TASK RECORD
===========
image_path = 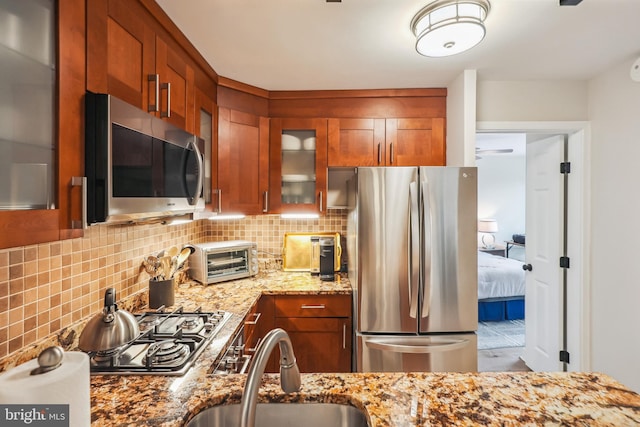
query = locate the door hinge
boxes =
[560,256,570,268]
[560,162,571,174]
[559,350,570,363]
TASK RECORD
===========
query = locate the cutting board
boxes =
[282,232,342,272]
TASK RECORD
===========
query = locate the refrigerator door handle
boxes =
[421,179,432,318]
[409,181,420,319]
[365,338,469,354]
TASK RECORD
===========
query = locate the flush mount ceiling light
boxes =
[410,0,490,58]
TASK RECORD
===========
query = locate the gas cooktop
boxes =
[86,307,231,376]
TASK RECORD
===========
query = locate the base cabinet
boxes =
[275,316,351,373]
[273,294,352,373]
[244,296,276,373]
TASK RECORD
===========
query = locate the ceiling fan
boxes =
[475,147,513,160]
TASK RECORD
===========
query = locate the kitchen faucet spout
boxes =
[240,328,301,427]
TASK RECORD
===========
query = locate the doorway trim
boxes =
[476,120,591,371]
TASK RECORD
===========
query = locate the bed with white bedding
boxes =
[477,251,526,321]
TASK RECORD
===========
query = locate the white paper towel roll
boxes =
[0,351,90,427]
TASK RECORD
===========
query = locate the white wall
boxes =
[474,68,640,390]
[588,55,640,392]
[477,80,588,122]
[476,155,526,251]
[447,70,477,166]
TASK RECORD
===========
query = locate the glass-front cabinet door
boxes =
[0,0,56,210]
[0,0,88,250]
[269,118,327,214]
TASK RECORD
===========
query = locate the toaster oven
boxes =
[190,241,259,284]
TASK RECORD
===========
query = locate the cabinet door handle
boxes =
[160,82,171,118]
[148,74,159,112]
[263,191,269,213]
[377,143,381,164]
[319,191,323,212]
[342,323,346,349]
[301,304,325,310]
[71,176,87,229]
[244,312,262,325]
[246,337,262,354]
[390,142,394,164]
[217,189,222,213]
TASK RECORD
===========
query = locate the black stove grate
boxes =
[86,308,231,376]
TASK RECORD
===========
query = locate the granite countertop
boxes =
[98,372,640,426]
[87,270,640,426]
[4,269,640,425]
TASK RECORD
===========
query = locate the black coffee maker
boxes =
[319,237,335,281]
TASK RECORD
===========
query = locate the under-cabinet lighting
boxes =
[162,214,194,225]
[280,213,320,220]
[208,214,246,221]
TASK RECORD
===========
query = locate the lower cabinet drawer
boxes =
[274,295,351,318]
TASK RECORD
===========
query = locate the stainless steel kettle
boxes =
[78,288,140,352]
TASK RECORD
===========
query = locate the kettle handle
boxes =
[104,287,118,311]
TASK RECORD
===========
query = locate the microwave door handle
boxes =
[189,138,204,205]
[409,181,419,319]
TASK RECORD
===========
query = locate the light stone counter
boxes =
[3,270,640,426]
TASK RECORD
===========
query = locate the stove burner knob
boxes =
[233,346,242,357]
[203,322,214,332]
[224,358,237,371]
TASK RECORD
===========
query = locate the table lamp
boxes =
[478,219,498,249]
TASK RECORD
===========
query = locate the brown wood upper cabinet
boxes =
[217,108,269,215]
[269,118,328,214]
[0,0,85,249]
[194,87,217,208]
[87,0,195,132]
[328,117,445,167]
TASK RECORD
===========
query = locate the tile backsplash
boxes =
[0,210,347,363]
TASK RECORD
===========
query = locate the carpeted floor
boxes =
[477,319,525,350]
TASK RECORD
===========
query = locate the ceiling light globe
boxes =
[416,21,486,57]
[411,0,490,58]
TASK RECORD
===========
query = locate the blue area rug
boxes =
[477,319,525,350]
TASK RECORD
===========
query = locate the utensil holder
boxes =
[149,278,175,309]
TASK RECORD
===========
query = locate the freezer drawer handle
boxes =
[366,338,469,354]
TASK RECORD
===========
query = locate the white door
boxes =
[521,135,565,372]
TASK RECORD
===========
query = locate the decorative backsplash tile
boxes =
[0,210,347,364]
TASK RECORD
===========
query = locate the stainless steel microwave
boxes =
[84,92,205,225]
[190,241,259,284]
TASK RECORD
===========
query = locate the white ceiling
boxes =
[156,0,640,91]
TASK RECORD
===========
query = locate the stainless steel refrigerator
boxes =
[347,166,477,372]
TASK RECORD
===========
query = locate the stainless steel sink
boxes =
[186,403,369,427]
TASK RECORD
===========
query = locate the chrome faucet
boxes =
[239,328,301,427]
